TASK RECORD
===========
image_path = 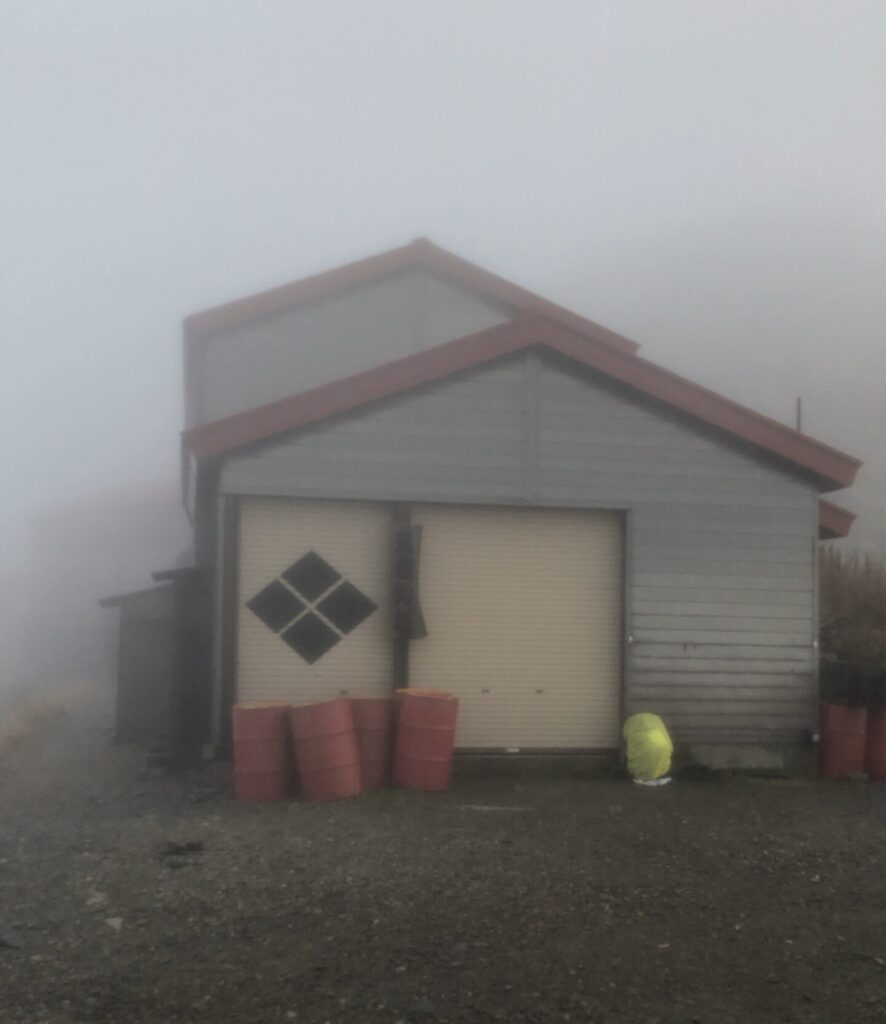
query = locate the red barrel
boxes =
[865,709,886,781]
[821,703,868,779]
[392,689,458,792]
[290,699,362,801]
[351,698,393,791]
[233,703,293,802]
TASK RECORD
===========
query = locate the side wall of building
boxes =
[218,350,819,751]
[187,268,513,426]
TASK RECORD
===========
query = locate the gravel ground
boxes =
[1,712,886,1024]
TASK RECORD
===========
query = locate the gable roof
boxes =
[183,312,861,493]
[183,237,640,356]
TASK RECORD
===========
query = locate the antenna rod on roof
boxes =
[796,396,803,432]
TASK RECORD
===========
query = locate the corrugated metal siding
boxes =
[237,498,392,705]
[221,358,528,502]
[410,505,622,749]
[221,351,818,746]
[537,363,817,744]
[192,268,512,425]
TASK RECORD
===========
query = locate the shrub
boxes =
[820,548,886,672]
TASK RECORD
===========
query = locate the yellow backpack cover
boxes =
[623,712,673,782]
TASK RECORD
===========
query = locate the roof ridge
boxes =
[182,239,640,356]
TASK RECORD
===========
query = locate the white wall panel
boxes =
[237,499,392,706]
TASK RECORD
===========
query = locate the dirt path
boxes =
[1,713,886,1024]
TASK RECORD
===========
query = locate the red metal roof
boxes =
[184,312,861,493]
[819,499,856,539]
[183,238,640,355]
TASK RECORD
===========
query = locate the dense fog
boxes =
[1,1,883,694]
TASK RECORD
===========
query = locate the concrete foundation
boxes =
[683,743,818,776]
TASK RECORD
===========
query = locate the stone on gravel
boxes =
[165,858,195,870]
[157,840,204,858]
[407,996,435,1018]
[460,805,532,813]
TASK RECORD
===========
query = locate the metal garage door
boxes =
[237,498,391,705]
[409,505,623,749]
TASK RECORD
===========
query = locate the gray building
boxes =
[181,239,859,769]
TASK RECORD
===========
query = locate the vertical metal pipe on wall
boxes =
[619,508,634,754]
[812,495,821,726]
[209,494,227,750]
[391,503,411,691]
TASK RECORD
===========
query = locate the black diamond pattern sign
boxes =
[246,550,377,664]
[282,552,341,601]
[316,580,377,635]
[246,580,305,634]
[280,612,340,665]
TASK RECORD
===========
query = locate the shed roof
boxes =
[98,584,173,610]
[184,312,861,494]
[819,499,856,540]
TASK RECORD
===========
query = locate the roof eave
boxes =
[819,499,856,540]
[184,314,861,493]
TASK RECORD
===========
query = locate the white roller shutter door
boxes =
[410,505,623,749]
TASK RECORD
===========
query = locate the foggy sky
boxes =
[2,0,885,575]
